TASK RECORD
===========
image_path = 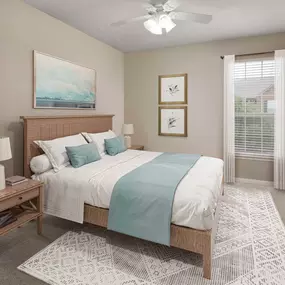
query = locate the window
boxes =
[234,56,275,159]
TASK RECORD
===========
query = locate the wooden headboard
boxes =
[21,115,114,178]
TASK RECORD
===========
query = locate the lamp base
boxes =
[0,164,5,190]
[124,136,132,148]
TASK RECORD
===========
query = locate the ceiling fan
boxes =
[111,0,213,35]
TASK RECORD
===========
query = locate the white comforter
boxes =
[33,150,223,230]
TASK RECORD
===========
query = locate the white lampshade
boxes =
[159,15,176,33]
[0,137,12,161]
[123,124,134,135]
[144,19,162,35]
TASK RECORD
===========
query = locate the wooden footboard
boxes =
[84,204,214,278]
[84,178,224,280]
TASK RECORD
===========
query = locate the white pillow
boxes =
[35,134,87,172]
[30,154,53,174]
[82,130,116,156]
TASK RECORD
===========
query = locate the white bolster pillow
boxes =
[30,154,53,174]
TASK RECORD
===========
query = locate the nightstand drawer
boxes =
[0,188,39,212]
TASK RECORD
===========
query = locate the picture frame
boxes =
[33,51,96,109]
[158,106,188,137]
[158,73,187,105]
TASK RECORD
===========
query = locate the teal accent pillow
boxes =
[66,143,101,168]
[105,136,127,156]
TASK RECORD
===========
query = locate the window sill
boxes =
[236,154,273,162]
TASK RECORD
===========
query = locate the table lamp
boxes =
[123,124,134,148]
[0,137,12,190]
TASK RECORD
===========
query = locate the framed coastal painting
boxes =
[158,106,188,137]
[33,51,96,109]
[158,73,187,105]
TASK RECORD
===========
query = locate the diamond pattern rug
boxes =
[18,184,285,285]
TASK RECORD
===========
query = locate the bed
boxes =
[21,115,224,280]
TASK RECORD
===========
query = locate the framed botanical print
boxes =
[158,73,187,105]
[158,106,188,137]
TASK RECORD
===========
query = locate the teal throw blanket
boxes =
[107,153,201,246]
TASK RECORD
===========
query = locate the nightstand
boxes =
[0,179,43,236]
[129,145,144,150]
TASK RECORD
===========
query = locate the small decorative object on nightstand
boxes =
[0,179,43,236]
[129,145,144,150]
[0,137,12,190]
[123,124,134,148]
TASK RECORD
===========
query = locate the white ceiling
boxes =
[24,0,285,52]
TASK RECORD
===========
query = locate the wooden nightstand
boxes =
[129,145,144,150]
[0,179,43,236]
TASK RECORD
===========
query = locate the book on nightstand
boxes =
[0,210,17,228]
[5,176,28,186]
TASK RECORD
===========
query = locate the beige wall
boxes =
[125,33,285,181]
[235,159,274,181]
[0,0,124,177]
[1,0,284,182]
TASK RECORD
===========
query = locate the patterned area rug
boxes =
[18,184,285,285]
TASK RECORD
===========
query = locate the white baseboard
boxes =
[235,178,273,186]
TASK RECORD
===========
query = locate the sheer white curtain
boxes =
[224,55,235,183]
[274,50,285,190]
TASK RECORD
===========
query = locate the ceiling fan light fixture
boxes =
[144,18,162,35]
[159,14,176,33]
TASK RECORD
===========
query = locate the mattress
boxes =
[33,150,223,230]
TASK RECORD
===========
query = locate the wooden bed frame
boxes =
[21,115,223,280]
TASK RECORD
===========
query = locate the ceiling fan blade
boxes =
[188,0,235,9]
[144,3,157,13]
[170,11,212,24]
[111,15,151,27]
[163,0,180,12]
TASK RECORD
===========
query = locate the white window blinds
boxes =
[234,54,275,159]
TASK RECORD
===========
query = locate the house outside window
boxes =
[234,55,275,159]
